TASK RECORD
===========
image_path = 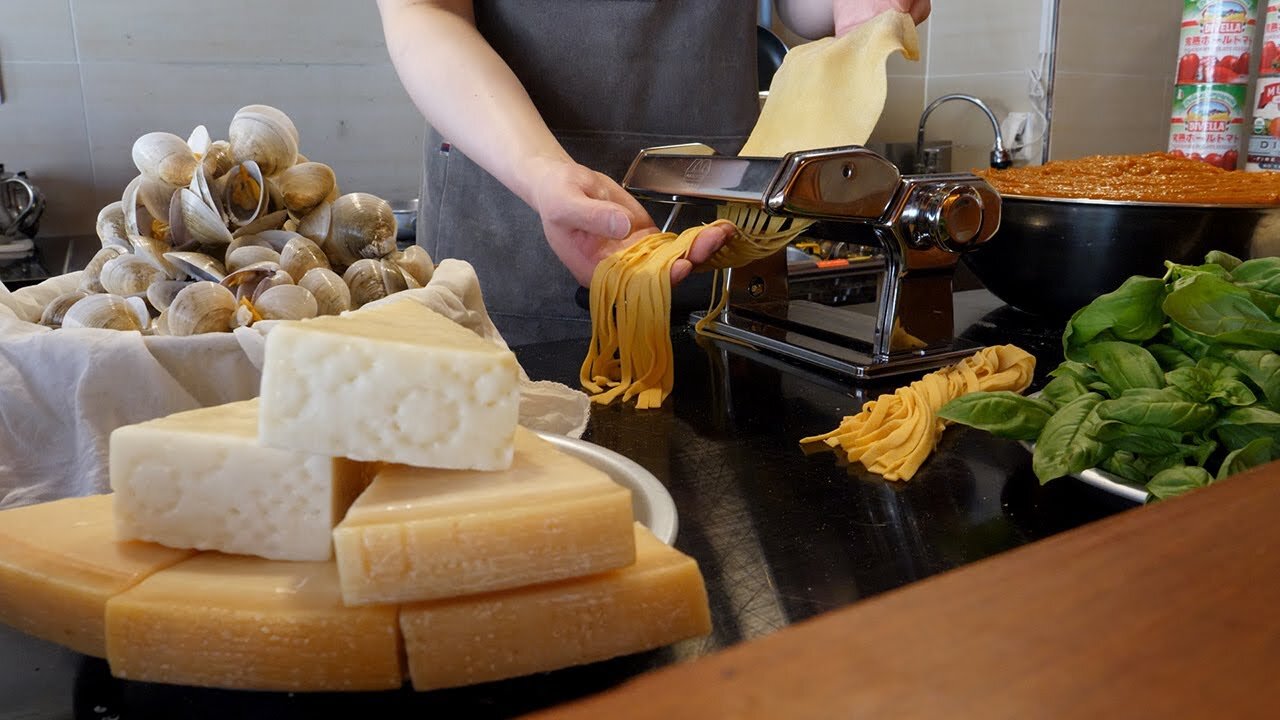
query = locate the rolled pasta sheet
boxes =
[801,345,1036,480]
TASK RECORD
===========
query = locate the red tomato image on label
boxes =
[1178,53,1202,83]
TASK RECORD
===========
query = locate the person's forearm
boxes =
[775,0,835,39]
[375,0,569,209]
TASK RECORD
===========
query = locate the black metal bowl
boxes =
[961,195,1280,318]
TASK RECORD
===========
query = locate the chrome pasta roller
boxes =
[621,143,1002,379]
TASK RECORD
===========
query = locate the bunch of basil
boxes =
[939,251,1280,500]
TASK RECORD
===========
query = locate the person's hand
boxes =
[528,157,734,286]
[833,0,931,36]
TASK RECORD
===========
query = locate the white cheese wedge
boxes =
[109,399,370,562]
[258,299,521,470]
[333,428,636,606]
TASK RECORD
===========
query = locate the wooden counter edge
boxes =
[526,461,1280,719]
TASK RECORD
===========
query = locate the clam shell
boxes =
[228,104,298,176]
[279,235,329,281]
[253,284,318,321]
[298,267,351,315]
[327,193,396,271]
[62,293,148,331]
[123,175,178,241]
[170,187,233,248]
[129,234,181,279]
[387,245,434,287]
[218,161,268,227]
[202,140,235,179]
[221,262,291,303]
[96,202,131,250]
[272,162,335,215]
[343,257,407,309]
[131,131,198,186]
[80,245,130,293]
[39,291,89,328]
[224,232,275,260]
[164,251,226,282]
[146,280,191,312]
[255,229,305,252]
[100,254,164,297]
[231,209,289,238]
[187,163,223,224]
[296,201,331,245]
[167,281,236,335]
[187,125,211,157]
[226,245,281,273]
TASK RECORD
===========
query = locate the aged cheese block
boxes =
[258,299,520,470]
[105,553,404,691]
[333,427,636,606]
[400,523,712,691]
[110,399,370,562]
[0,494,194,657]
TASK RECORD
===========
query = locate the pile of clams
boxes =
[38,104,432,335]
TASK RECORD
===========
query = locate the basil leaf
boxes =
[1041,375,1089,409]
[1087,342,1165,393]
[1049,361,1101,385]
[1164,366,1213,404]
[1100,452,1148,485]
[1092,421,1184,456]
[1032,393,1107,483]
[1163,274,1280,348]
[1217,437,1275,481]
[1148,343,1196,371]
[1229,256,1280,294]
[1164,260,1230,284]
[1146,466,1212,501]
[937,392,1055,441]
[1215,348,1280,411]
[1208,378,1257,407]
[1095,395,1216,432]
[1168,323,1213,360]
[1204,250,1243,272]
[1212,406,1280,451]
[1063,276,1166,359]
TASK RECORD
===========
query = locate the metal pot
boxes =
[961,195,1280,318]
[0,167,44,240]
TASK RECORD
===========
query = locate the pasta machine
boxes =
[621,143,1002,379]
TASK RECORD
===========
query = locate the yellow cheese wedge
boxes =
[333,427,636,606]
[259,299,521,471]
[110,399,371,562]
[0,494,194,657]
[104,553,404,691]
[400,523,711,691]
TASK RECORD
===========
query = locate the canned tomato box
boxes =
[1169,83,1247,169]
[1176,0,1258,84]
[1248,78,1280,169]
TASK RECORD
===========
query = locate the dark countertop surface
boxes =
[0,291,1138,720]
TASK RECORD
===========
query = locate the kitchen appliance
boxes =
[0,166,44,269]
[963,196,1278,318]
[622,143,1002,379]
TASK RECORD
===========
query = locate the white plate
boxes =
[1019,440,1148,503]
[538,432,679,544]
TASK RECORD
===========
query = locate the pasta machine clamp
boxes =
[621,143,1002,379]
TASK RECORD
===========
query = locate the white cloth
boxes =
[0,259,589,509]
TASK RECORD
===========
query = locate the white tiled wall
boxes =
[0,1,423,238]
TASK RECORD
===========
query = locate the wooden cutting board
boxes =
[530,463,1280,719]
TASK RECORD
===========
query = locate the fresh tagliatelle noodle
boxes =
[801,346,1036,481]
[581,11,919,407]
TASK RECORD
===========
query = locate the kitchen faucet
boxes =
[915,94,1013,174]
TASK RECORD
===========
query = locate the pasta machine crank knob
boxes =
[899,183,993,253]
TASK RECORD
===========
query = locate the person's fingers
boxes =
[670,258,693,285]
[910,0,931,24]
[686,222,735,265]
[596,171,655,229]
[546,195,633,239]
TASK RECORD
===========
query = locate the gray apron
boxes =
[418,0,760,347]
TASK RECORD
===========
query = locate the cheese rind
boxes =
[0,495,194,657]
[110,399,370,562]
[258,300,520,470]
[333,428,636,605]
[400,523,712,691]
[104,553,404,691]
